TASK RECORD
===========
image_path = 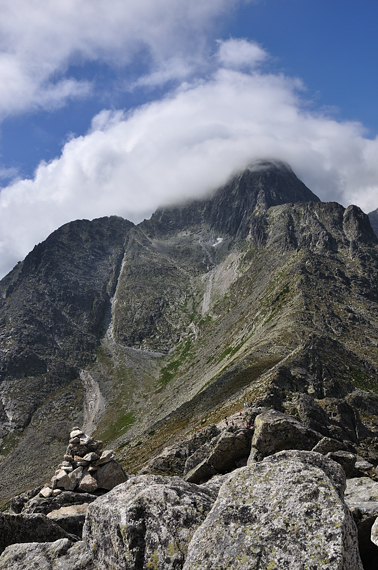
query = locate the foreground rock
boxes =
[183,451,363,569]
[345,477,378,569]
[0,538,92,570]
[0,512,78,555]
[82,474,217,569]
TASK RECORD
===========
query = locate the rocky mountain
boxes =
[0,158,378,517]
[368,208,378,237]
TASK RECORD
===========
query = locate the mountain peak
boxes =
[144,159,320,238]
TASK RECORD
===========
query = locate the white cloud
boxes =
[0,0,245,117]
[216,38,267,69]
[1,41,378,278]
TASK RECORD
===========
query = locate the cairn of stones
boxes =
[39,427,127,498]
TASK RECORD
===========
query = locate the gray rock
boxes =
[371,517,378,546]
[9,486,43,514]
[0,512,78,554]
[82,474,217,569]
[22,490,98,515]
[94,460,128,490]
[249,409,323,461]
[344,477,378,568]
[77,471,98,493]
[312,436,350,455]
[326,451,356,478]
[185,429,252,484]
[345,477,378,517]
[294,393,331,437]
[95,449,115,466]
[183,451,362,569]
[262,449,347,498]
[0,538,74,570]
[47,504,89,537]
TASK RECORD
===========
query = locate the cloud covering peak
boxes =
[0,6,377,279]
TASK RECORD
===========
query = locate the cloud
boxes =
[0,38,378,278]
[0,0,245,117]
[216,38,267,69]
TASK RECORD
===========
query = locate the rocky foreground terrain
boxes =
[2,407,378,568]
[1,159,378,566]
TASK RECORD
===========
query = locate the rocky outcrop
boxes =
[0,410,372,569]
[0,450,364,569]
[248,408,323,461]
[83,474,217,569]
[184,451,362,569]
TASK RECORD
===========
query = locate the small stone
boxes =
[83,452,100,462]
[88,465,99,473]
[64,454,73,461]
[39,487,53,498]
[78,471,98,493]
[96,450,115,466]
[53,489,62,496]
[69,437,80,445]
[70,429,84,439]
[67,467,84,491]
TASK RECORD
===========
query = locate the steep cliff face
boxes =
[0,161,378,502]
[369,208,378,237]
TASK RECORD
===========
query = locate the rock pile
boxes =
[39,427,127,498]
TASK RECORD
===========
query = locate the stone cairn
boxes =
[39,427,127,498]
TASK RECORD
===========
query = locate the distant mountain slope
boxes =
[369,208,378,237]
[1,160,378,502]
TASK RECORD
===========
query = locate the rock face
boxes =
[184,451,362,570]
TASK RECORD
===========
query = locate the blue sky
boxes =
[0,0,377,277]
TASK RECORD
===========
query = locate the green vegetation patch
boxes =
[158,337,194,388]
[350,366,378,393]
[97,411,135,443]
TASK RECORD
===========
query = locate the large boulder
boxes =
[184,429,252,484]
[141,424,221,476]
[183,450,363,569]
[0,539,93,570]
[249,409,323,461]
[82,474,217,569]
[0,512,78,555]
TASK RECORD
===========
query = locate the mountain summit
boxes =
[145,159,320,238]
[0,161,378,504]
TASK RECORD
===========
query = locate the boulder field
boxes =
[2,408,378,569]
